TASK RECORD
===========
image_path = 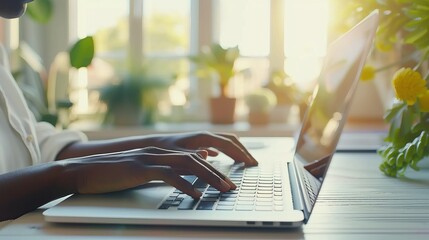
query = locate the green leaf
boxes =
[69,36,95,69]
[26,0,53,24]
[404,28,428,44]
[384,102,406,122]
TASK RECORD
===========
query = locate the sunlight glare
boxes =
[284,0,328,90]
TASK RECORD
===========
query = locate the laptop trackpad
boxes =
[56,183,172,210]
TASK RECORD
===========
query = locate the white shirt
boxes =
[0,45,87,174]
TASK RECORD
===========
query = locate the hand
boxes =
[148,131,258,166]
[303,155,330,179]
[61,147,237,198]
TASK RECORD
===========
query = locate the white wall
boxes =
[20,1,70,69]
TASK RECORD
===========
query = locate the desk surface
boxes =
[1,152,429,239]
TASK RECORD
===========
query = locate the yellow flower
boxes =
[392,68,427,105]
[360,65,376,81]
[375,39,393,52]
[419,90,429,112]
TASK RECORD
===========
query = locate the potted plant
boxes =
[265,70,307,122]
[99,70,169,126]
[190,43,240,124]
[245,88,277,125]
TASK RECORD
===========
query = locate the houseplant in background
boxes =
[99,69,170,126]
[244,88,277,125]
[330,0,429,176]
[264,70,308,123]
[190,43,240,124]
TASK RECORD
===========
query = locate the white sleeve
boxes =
[34,121,88,163]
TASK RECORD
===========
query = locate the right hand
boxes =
[60,147,236,199]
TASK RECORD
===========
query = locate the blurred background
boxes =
[0,0,395,138]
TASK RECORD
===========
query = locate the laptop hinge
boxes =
[288,162,304,213]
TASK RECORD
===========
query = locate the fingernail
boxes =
[193,189,202,199]
[224,178,237,190]
[196,150,208,159]
[220,179,231,191]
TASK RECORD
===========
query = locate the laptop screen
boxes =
[292,11,378,217]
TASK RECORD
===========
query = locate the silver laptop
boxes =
[44,11,379,228]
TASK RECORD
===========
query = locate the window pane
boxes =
[284,0,327,57]
[77,0,129,58]
[143,0,191,55]
[284,0,328,89]
[75,1,129,115]
[219,0,270,57]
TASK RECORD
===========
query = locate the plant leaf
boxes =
[26,0,53,24]
[384,102,406,122]
[69,36,95,69]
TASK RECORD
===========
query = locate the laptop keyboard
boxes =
[300,167,321,206]
[158,161,285,211]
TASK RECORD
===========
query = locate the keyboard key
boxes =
[204,193,221,198]
[201,197,218,202]
[274,206,284,211]
[216,205,234,211]
[220,196,237,202]
[194,178,208,188]
[236,201,254,206]
[255,201,273,206]
[182,175,197,184]
[171,200,183,206]
[235,205,254,211]
[255,206,272,211]
[217,201,235,206]
[196,201,215,210]
[178,197,199,210]
[158,203,171,209]
[255,196,272,201]
[237,197,255,202]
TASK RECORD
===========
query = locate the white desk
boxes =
[1,152,429,239]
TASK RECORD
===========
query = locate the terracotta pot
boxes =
[209,97,236,124]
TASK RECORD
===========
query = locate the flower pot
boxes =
[209,97,236,124]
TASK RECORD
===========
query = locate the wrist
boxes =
[52,161,78,196]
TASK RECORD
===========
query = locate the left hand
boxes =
[61,147,236,197]
[147,131,258,166]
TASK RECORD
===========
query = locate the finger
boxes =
[203,148,219,157]
[217,133,259,165]
[142,166,202,199]
[196,150,208,159]
[198,132,258,166]
[140,146,214,159]
[141,153,232,192]
[191,153,237,189]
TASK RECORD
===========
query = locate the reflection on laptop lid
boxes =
[294,10,379,222]
[43,10,379,228]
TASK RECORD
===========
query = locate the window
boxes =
[69,0,328,121]
[284,0,328,90]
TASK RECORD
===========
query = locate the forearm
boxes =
[0,162,75,221]
[55,134,166,160]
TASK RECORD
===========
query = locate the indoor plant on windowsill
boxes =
[264,70,308,123]
[99,70,169,126]
[244,88,277,125]
[190,43,240,124]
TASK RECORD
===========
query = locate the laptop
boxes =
[43,11,379,228]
